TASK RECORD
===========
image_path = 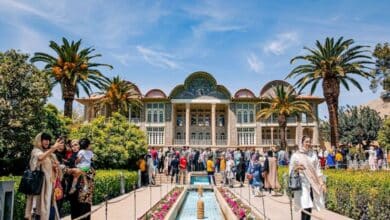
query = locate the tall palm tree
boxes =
[287,37,372,147]
[98,76,141,116]
[257,85,314,150]
[31,38,112,118]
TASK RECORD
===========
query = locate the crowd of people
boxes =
[24,132,95,220]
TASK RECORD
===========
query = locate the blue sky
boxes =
[1,0,390,119]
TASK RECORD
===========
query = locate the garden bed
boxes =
[138,186,185,220]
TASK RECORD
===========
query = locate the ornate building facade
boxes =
[76,71,324,150]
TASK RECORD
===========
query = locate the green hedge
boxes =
[278,167,390,220]
[0,170,138,220]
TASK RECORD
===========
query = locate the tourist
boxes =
[68,138,93,194]
[146,154,155,185]
[24,132,63,220]
[375,144,384,170]
[170,154,179,184]
[179,154,187,184]
[263,150,281,195]
[236,157,246,187]
[137,155,147,186]
[277,148,289,166]
[335,150,343,170]
[325,149,335,169]
[365,145,377,171]
[206,155,216,185]
[247,154,263,197]
[158,148,164,173]
[225,155,235,187]
[220,155,226,184]
[317,148,326,169]
[289,136,326,220]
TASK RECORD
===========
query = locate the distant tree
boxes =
[319,119,330,142]
[338,105,382,146]
[98,76,141,116]
[0,50,50,174]
[287,37,372,147]
[69,113,147,169]
[370,43,390,94]
[378,118,390,151]
[42,104,71,139]
[31,38,112,118]
[257,85,314,150]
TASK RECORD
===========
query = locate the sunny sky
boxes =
[1,0,389,119]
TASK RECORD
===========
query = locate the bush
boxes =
[0,170,138,220]
[70,113,148,169]
[278,167,390,220]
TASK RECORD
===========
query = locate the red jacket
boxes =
[179,157,187,169]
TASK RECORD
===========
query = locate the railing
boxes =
[129,118,141,124]
[190,139,212,145]
[216,138,227,145]
[287,139,296,145]
[174,139,185,145]
[261,139,296,145]
[261,139,272,145]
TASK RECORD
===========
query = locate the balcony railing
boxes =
[261,139,272,145]
[261,139,296,146]
[174,139,185,145]
[129,118,141,124]
[174,138,227,145]
[190,139,212,145]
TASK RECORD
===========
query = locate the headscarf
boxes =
[34,132,44,150]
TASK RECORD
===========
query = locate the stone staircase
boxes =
[154,172,249,185]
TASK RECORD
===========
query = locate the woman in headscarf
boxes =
[263,150,281,195]
[289,136,326,220]
[24,133,64,220]
[247,154,263,196]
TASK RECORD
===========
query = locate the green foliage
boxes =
[0,170,137,220]
[69,113,147,169]
[370,42,390,92]
[338,105,382,145]
[41,104,71,139]
[378,118,390,151]
[278,167,390,219]
[319,119,330,142]
[0,50,50,174]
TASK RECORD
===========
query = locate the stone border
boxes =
[215,187,263,220]
[165,186,188,220]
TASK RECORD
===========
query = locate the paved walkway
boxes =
[63,183,351,220]
[63,184,175,220]
[228,184,352,220]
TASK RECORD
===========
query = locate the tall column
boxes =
[226,104,230,147]
[270,127,274,145]
[185,103,190,146]
[296,115,303,146]
[211,103,216,146]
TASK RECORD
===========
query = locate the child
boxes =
[69,138,93,194]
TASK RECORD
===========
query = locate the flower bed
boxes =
[217,187,257,220]
[139,187,184,220]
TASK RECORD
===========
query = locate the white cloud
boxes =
[264,32,299,55]
[247,53,264,74]
[136,46,179,69]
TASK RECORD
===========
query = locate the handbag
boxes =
[246,173,253,180]
[53,175,64,201]
[18,164,44,195]
[288,170,302,191]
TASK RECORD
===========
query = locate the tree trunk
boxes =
[323,77,340,148]
[62,81,76,118]
[278,114,288,151]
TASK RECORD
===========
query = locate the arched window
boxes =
[218,114,225,126]
[243,111,248,123]
[249,110,254,123]
[237,111,242,123]
[147,110,152,122]
[159,110,164,123]
[176,132,182,139]
[153,110,158,123]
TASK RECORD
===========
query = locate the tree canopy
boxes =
[378,118,390,151]
[69,113,147,169]
[370,43,390,93]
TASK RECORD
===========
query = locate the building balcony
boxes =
[261,139,296,146]
[216,138,227,145]
[129,118,141,124]
[174,139,186,145]
[190,139,212,145]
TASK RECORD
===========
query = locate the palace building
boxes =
[76,71,324,150]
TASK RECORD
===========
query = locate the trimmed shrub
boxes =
[0,170,137,220]
[278,167,390,220]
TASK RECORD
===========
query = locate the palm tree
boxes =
[287,37,372,147]
[31,38,112,118]
[257,85,314,150]
[98,76,141,116]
